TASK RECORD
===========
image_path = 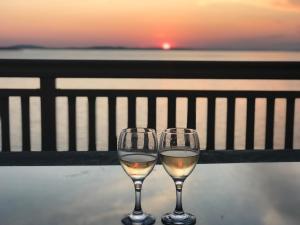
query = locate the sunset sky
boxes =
[0,0,300,49]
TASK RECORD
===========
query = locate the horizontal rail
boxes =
[1,89,300,97]
[0,150,300,166]
[0,89,40,96]
[0,59,300,78]
[53,90,300,98]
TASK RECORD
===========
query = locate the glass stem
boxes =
[174,180,184,215]
[133,180,143,215]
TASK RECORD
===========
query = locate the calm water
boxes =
[1,49,300,61]
[0,50,299,151]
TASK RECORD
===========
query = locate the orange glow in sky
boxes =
[0,0,300,49]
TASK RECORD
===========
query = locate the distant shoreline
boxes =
[1,45,300,51]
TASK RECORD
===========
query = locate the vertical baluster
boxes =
[143,132,149,149]
[0,97,10,152]
[41,77,56,151]
[88,96,96,151]
[187,96,196,129]
[108,96,117,150]
[246,97,255,150]
[168,96,176,128]
[207,97,216,150]
[68,96,76,151]
[226,97,235,150]
[186,96,196,147]
[128,96,136,128]
[265,97,275,149]
[128,96,137,149]
[285,97,295,150]
[148,96,156,129]
[21,96,30,151]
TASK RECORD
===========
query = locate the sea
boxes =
[0,49,300,151]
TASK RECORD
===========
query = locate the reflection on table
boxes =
[0,163,300,225]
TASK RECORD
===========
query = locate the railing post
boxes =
[40,76,56,151]
[0,97,10,152]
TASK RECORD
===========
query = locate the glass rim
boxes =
[120,127,156,133]
[161,128,198,134]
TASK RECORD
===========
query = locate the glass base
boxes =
[122,213,156,225]
[161,212,196,225]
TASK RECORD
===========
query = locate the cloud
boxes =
[196,33,300,50]
[275,0,300,6]
[272,0,300,9]
[195,0,300,10]
[256,0,300,10]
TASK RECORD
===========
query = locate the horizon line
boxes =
[1,44,300,51]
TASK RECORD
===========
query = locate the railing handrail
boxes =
[0,59,300,79]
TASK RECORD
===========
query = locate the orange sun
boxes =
[162,42,171,50]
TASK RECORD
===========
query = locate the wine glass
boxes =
[159,128,200,225]
[118,128,158,225]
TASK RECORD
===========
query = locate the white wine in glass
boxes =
[118,128,158,225]
[160,150,198,180]
[120,153,156,180]
[159,128,200,225]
